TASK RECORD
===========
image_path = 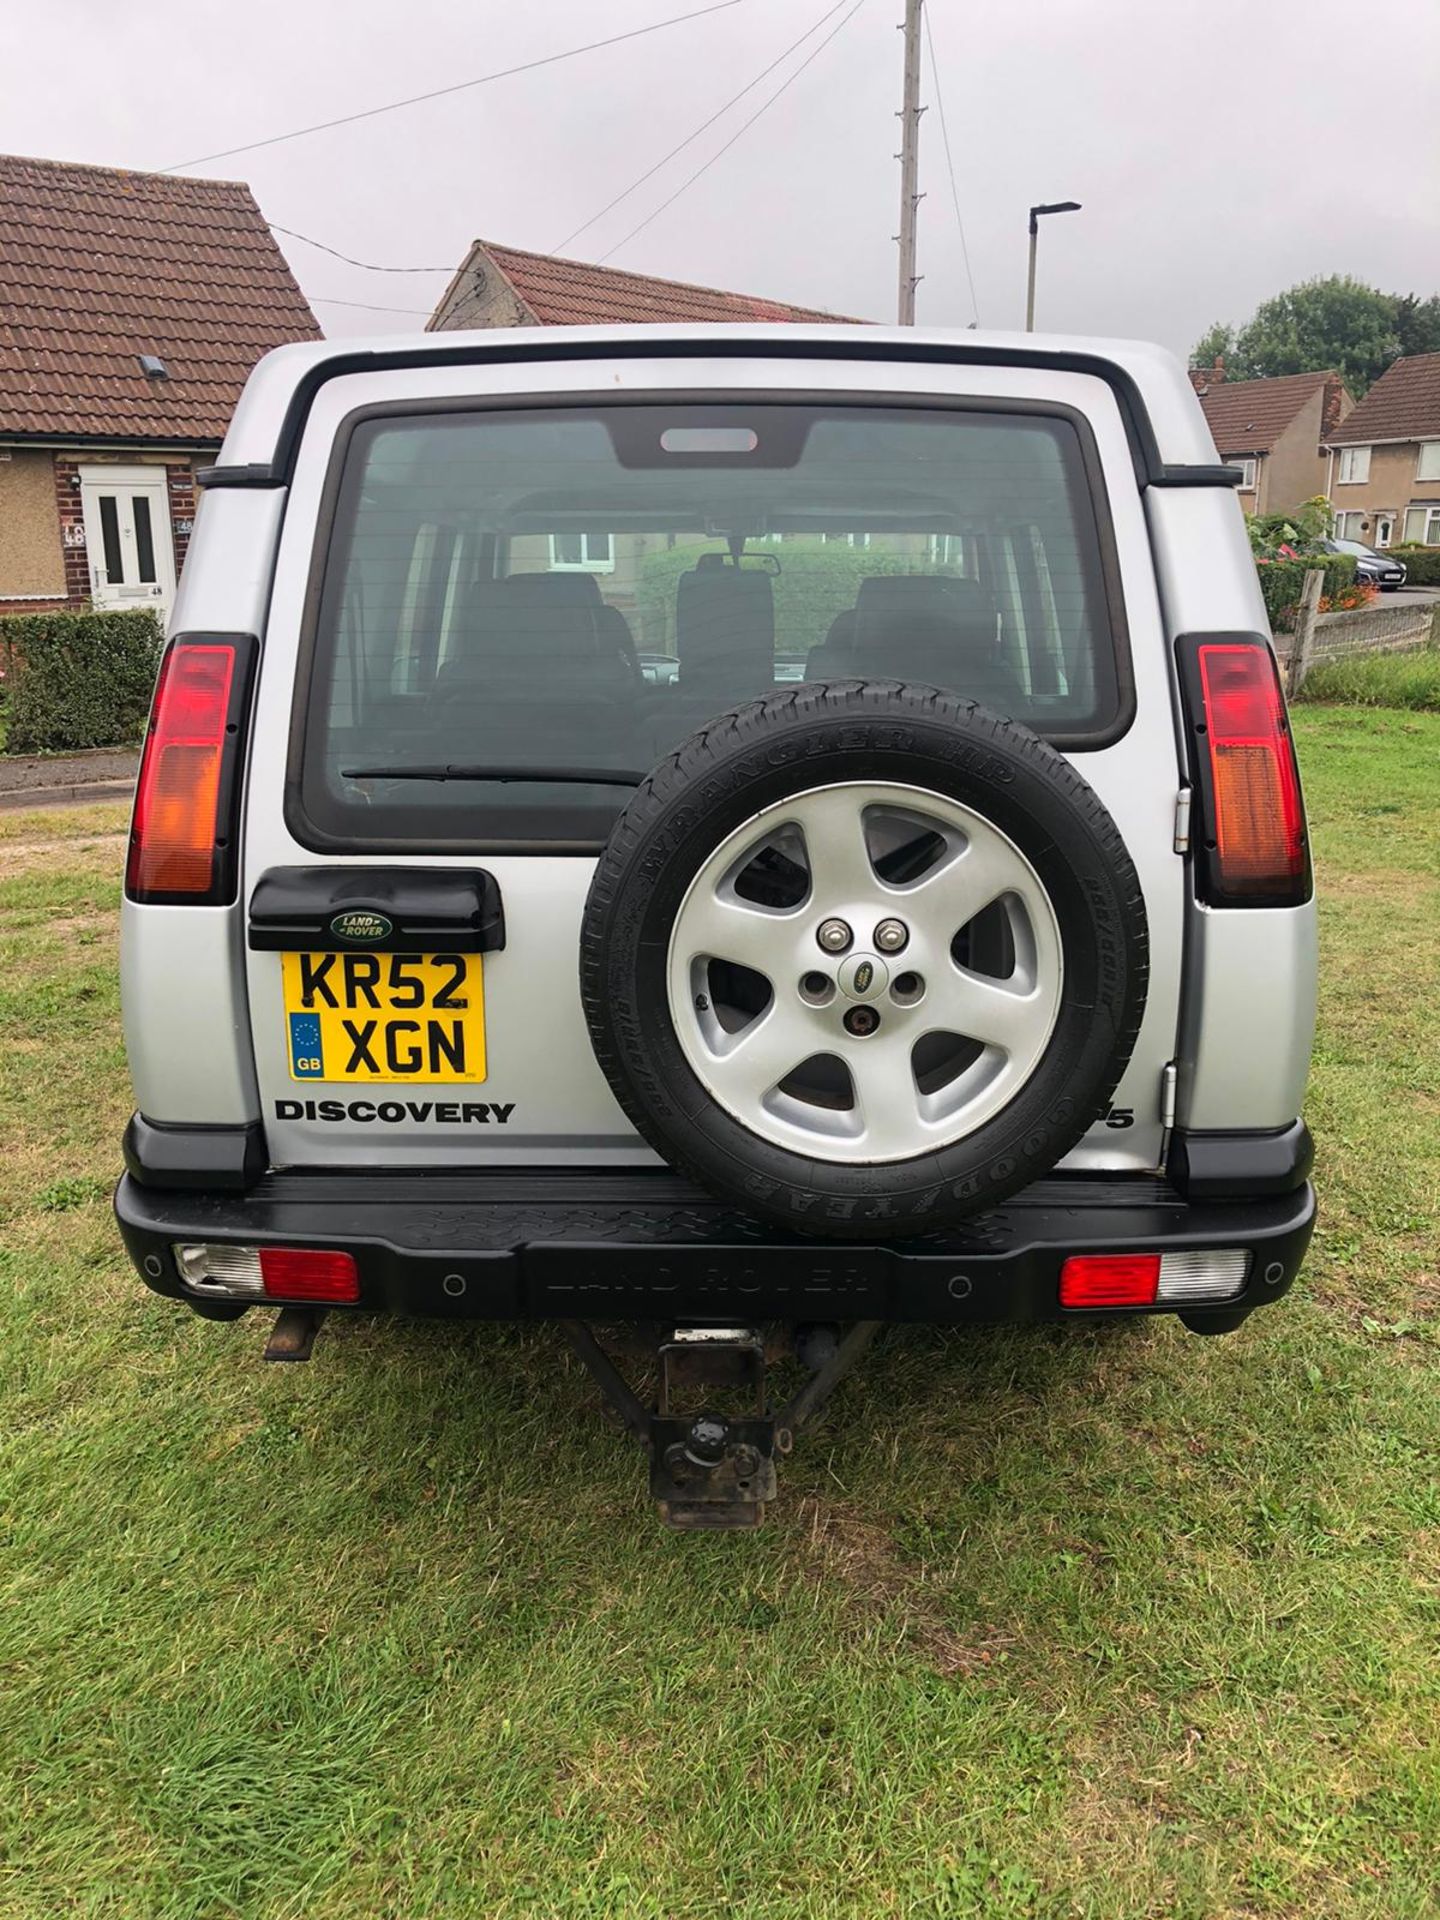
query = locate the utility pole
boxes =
[895,0,924,325]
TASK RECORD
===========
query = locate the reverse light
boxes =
[126,635,254,904]
[173,1243,361,1304]
[1183,639,1309,907]
[1060,1250,1250,1308]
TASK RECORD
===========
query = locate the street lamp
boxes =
[1025,201,1081,332]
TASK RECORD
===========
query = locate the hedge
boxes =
[635,541,956,655]
[1256,553,1357,631]
[1388,545,1440,585]
[0,609,163,754]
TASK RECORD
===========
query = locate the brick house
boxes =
[1325,352,1440,548]
[428,236,861,334]
[0,153,318,619]
[1188,364,1353,515]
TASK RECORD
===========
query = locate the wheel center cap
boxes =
[837,952,888,1001]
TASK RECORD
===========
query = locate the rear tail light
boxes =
[126,634,255,904]
[1060,1250,1249,1308]
[173,1243,360,1304]
[1179,636,1309,907]
[1059,1254,1160,1307]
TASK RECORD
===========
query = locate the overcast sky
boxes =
[4,0,1438,355]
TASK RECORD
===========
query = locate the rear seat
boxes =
[428,574,641,764]
[505,570,641,682]
[675,554,775,709]
[807,574,1024,707]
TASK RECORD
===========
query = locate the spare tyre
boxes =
[581,683,1148,1239]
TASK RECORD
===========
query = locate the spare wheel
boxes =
[580,683,1148,1239]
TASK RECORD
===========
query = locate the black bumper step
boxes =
[115,1167,1314,1327]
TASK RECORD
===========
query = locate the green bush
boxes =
[635,541,954,655]
[0,609,163,754]
[1294,649,1440,711]
[1387,546,1440,585]
[1256,553,1357,630]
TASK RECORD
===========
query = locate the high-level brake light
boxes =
[1185,640,1309,906]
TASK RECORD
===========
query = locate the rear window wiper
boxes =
[340,764,647,786]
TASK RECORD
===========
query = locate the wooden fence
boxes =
[1280,571,1439,692]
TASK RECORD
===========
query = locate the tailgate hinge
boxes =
[1173,788,1193,854]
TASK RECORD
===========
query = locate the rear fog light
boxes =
[1060,1250,1250,1308]
[173,1244,360,1303]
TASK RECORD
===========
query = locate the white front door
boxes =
[79,466,176,613]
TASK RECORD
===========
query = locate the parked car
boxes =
[115,326,1317,1527]
[1323,537,1407,590]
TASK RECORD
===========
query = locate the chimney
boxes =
[1321,372,1348,439]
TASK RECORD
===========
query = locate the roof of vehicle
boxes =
[0,150,319,443]
[1327,351,1440,446]
[1192,369,1338,456]
[214,324,1222,481]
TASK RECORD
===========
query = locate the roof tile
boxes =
[458,239,863,329]
[1195,369,1334,456]
[1326,353,1440,446]
[0,151,320,442]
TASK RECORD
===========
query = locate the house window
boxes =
[549,532,614,572]
[1416,442,1440,482]
[1333,511,1366,540]
[1228,455,1257,490]
[1337,446,1371,484]
[1402,505,1440,545]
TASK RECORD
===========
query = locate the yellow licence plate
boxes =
[281,951,486,1084]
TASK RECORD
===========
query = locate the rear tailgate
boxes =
[237,350,1184,1175]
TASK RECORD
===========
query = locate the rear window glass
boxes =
[296,403,1126,848]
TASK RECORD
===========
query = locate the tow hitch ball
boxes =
[562,1320,881,1531]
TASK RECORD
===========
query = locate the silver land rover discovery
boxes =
[115,325,1317,1525]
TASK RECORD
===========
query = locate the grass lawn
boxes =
[1,711,1437,1919]
[1295,649,1440,713]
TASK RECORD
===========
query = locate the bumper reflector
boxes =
[1060,1249,1250,1309]
[173,1243,360,1304]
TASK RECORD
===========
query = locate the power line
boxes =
[311,294,435,316]
[161,1,746,172]
[922,2,979,324]
[270,223,453,275]
[553,0,849,256]
[598,0,866,264]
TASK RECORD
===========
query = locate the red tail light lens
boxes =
[1185,640,1309,906]
[126,635,253,904]
[1059,1254,1161,1307]
[258,1248,361,1303]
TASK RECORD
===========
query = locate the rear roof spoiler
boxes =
[196,334,1243,497]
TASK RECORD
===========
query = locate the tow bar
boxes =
[562,1320,882,1530]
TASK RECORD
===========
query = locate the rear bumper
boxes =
[115,1165,1315,1329]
